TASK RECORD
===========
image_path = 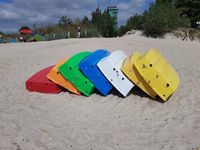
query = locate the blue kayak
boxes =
[79,49,113,96]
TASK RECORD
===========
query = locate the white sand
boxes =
[0,35,200,150]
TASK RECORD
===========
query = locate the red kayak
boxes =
[25,66,62,94]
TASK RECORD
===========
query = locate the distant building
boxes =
[107,6,118,29]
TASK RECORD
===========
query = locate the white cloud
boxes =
[118,0,146,10]
[117,0,148,25]
[2,10,19,19]
[118,3,130,10]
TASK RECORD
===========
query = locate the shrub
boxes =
[118,25,128,37]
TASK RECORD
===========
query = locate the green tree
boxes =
[102,10,117,37]
[142,2,182,37]
[175,0,200,28]
[118,25,128,36]
[126,14,144,30]
[82,16,90,25]
[156,0,200,28]
[58,16,72,26]
[91,7,102,25]
[91,8,117,37]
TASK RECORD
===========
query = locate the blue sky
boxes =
[0,0,155,33]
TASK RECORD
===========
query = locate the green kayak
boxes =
[58,52,95,96]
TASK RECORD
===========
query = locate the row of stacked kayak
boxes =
[26,49,180,101]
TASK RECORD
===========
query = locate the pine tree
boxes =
[175,0,200,28]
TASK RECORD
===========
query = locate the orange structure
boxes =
[47,58,80,95]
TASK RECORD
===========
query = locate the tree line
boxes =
[30,7,117,38]
[119,0,200,37]
[1,1,200,39]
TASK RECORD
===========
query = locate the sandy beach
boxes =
[0,34,200,150]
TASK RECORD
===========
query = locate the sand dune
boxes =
[0,35,200,150]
